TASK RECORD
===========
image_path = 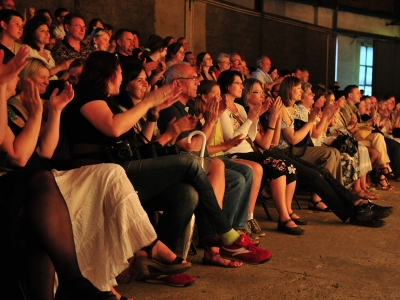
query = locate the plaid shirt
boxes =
[51,38,92,65]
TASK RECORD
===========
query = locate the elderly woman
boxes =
[214,53,231,79]
[23,16,73,80]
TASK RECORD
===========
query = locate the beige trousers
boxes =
[292,145,344,185]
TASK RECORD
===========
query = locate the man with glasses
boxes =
[157,63,273,265]
[52,7,69,40]
[51,12,91,67]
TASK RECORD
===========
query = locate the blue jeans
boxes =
[121,154,232,250]
[196,157,252,241]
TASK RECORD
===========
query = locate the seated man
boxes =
[51,12,91,67]
[158,62,269,263]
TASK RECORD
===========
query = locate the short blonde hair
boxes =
[17,57,49,91]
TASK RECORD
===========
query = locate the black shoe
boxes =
[277,219,304,235]
[353,203,374,221]
[366,201,393,219]
[349,216,386,228]
[289,212,308,225]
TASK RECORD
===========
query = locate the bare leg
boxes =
[270,176,296,228]
[207,158,226,208]
[232,159,262,215]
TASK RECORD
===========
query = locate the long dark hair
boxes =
[78,51,120,96]
[117,62,146,109]
[166,42,182,62]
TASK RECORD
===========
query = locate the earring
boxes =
[94,43,98,49]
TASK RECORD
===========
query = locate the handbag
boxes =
[329,130,358,157]
[353,125,373,141]
[291,118,314,157]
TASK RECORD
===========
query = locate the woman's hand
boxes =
[349,115,358,127]
[247,103,262,122]
[0,47,29,85]
[59,58,75,72]
[203,95,219,123]
[20,79,43,117]
[224,134,244,150]
[144,83,182,113]
[268,96,282,118]
[308,106,319,123]
[48,81,74,112]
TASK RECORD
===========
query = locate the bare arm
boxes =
[281,106,316,145]
[80,84,181,137]
[36,82,74,158]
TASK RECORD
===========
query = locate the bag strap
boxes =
[229,109,262,153]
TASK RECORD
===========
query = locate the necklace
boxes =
[7,105,17,121]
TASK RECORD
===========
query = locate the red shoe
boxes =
[144,273,195,287]
[220,234,272,265]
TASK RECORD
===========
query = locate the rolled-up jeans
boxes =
[121,154,232,250]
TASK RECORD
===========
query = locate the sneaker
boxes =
[349,216,386,228]
[237,229,259,245]
[247,218,265,236]
[220,234,272,265]
[241,224,259,240]
[366,201,393,219]
[144,273,195,287]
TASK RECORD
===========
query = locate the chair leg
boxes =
[189,241,197,255]
[260,198,273,221]
[294,193,302,210]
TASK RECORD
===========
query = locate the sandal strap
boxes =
[281,219,293,225]
[288,212,294,217]
[141,238,159,260]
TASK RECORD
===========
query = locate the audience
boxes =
[1,4,398,299]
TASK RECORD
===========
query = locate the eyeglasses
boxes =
[71,24,87,30]
[232,82,243,86]
[178,76,199,82]
[219,61,230,64]
[230,59,242,64]
[253,91,266,95]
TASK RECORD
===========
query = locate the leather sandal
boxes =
[308,200,331,212]
[289,212,308,225]
[202,247,242,268]
[136,238,191,279]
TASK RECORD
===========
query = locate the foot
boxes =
[247,218,265,236]
[277,219,304,235]
[110,287,133,300]
[202,247,242,268]
[308,200,331,212]
[220,234,272,264]
[236,229,259,245]
[349,216,386,228]
[289,212,308,225]
[136,240,184,264]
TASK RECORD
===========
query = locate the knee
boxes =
[174,184,199,213]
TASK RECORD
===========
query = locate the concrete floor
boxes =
[115,180,400,300]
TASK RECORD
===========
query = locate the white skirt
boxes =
[52,163,156,290]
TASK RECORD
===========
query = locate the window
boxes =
[359,45,373,96]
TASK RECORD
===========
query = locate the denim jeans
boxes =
[195,158,252,241]
[121,154,232,250]
[219,157,252,230]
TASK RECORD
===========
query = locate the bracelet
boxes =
[146,111,159,122]
[267,126,275,131]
